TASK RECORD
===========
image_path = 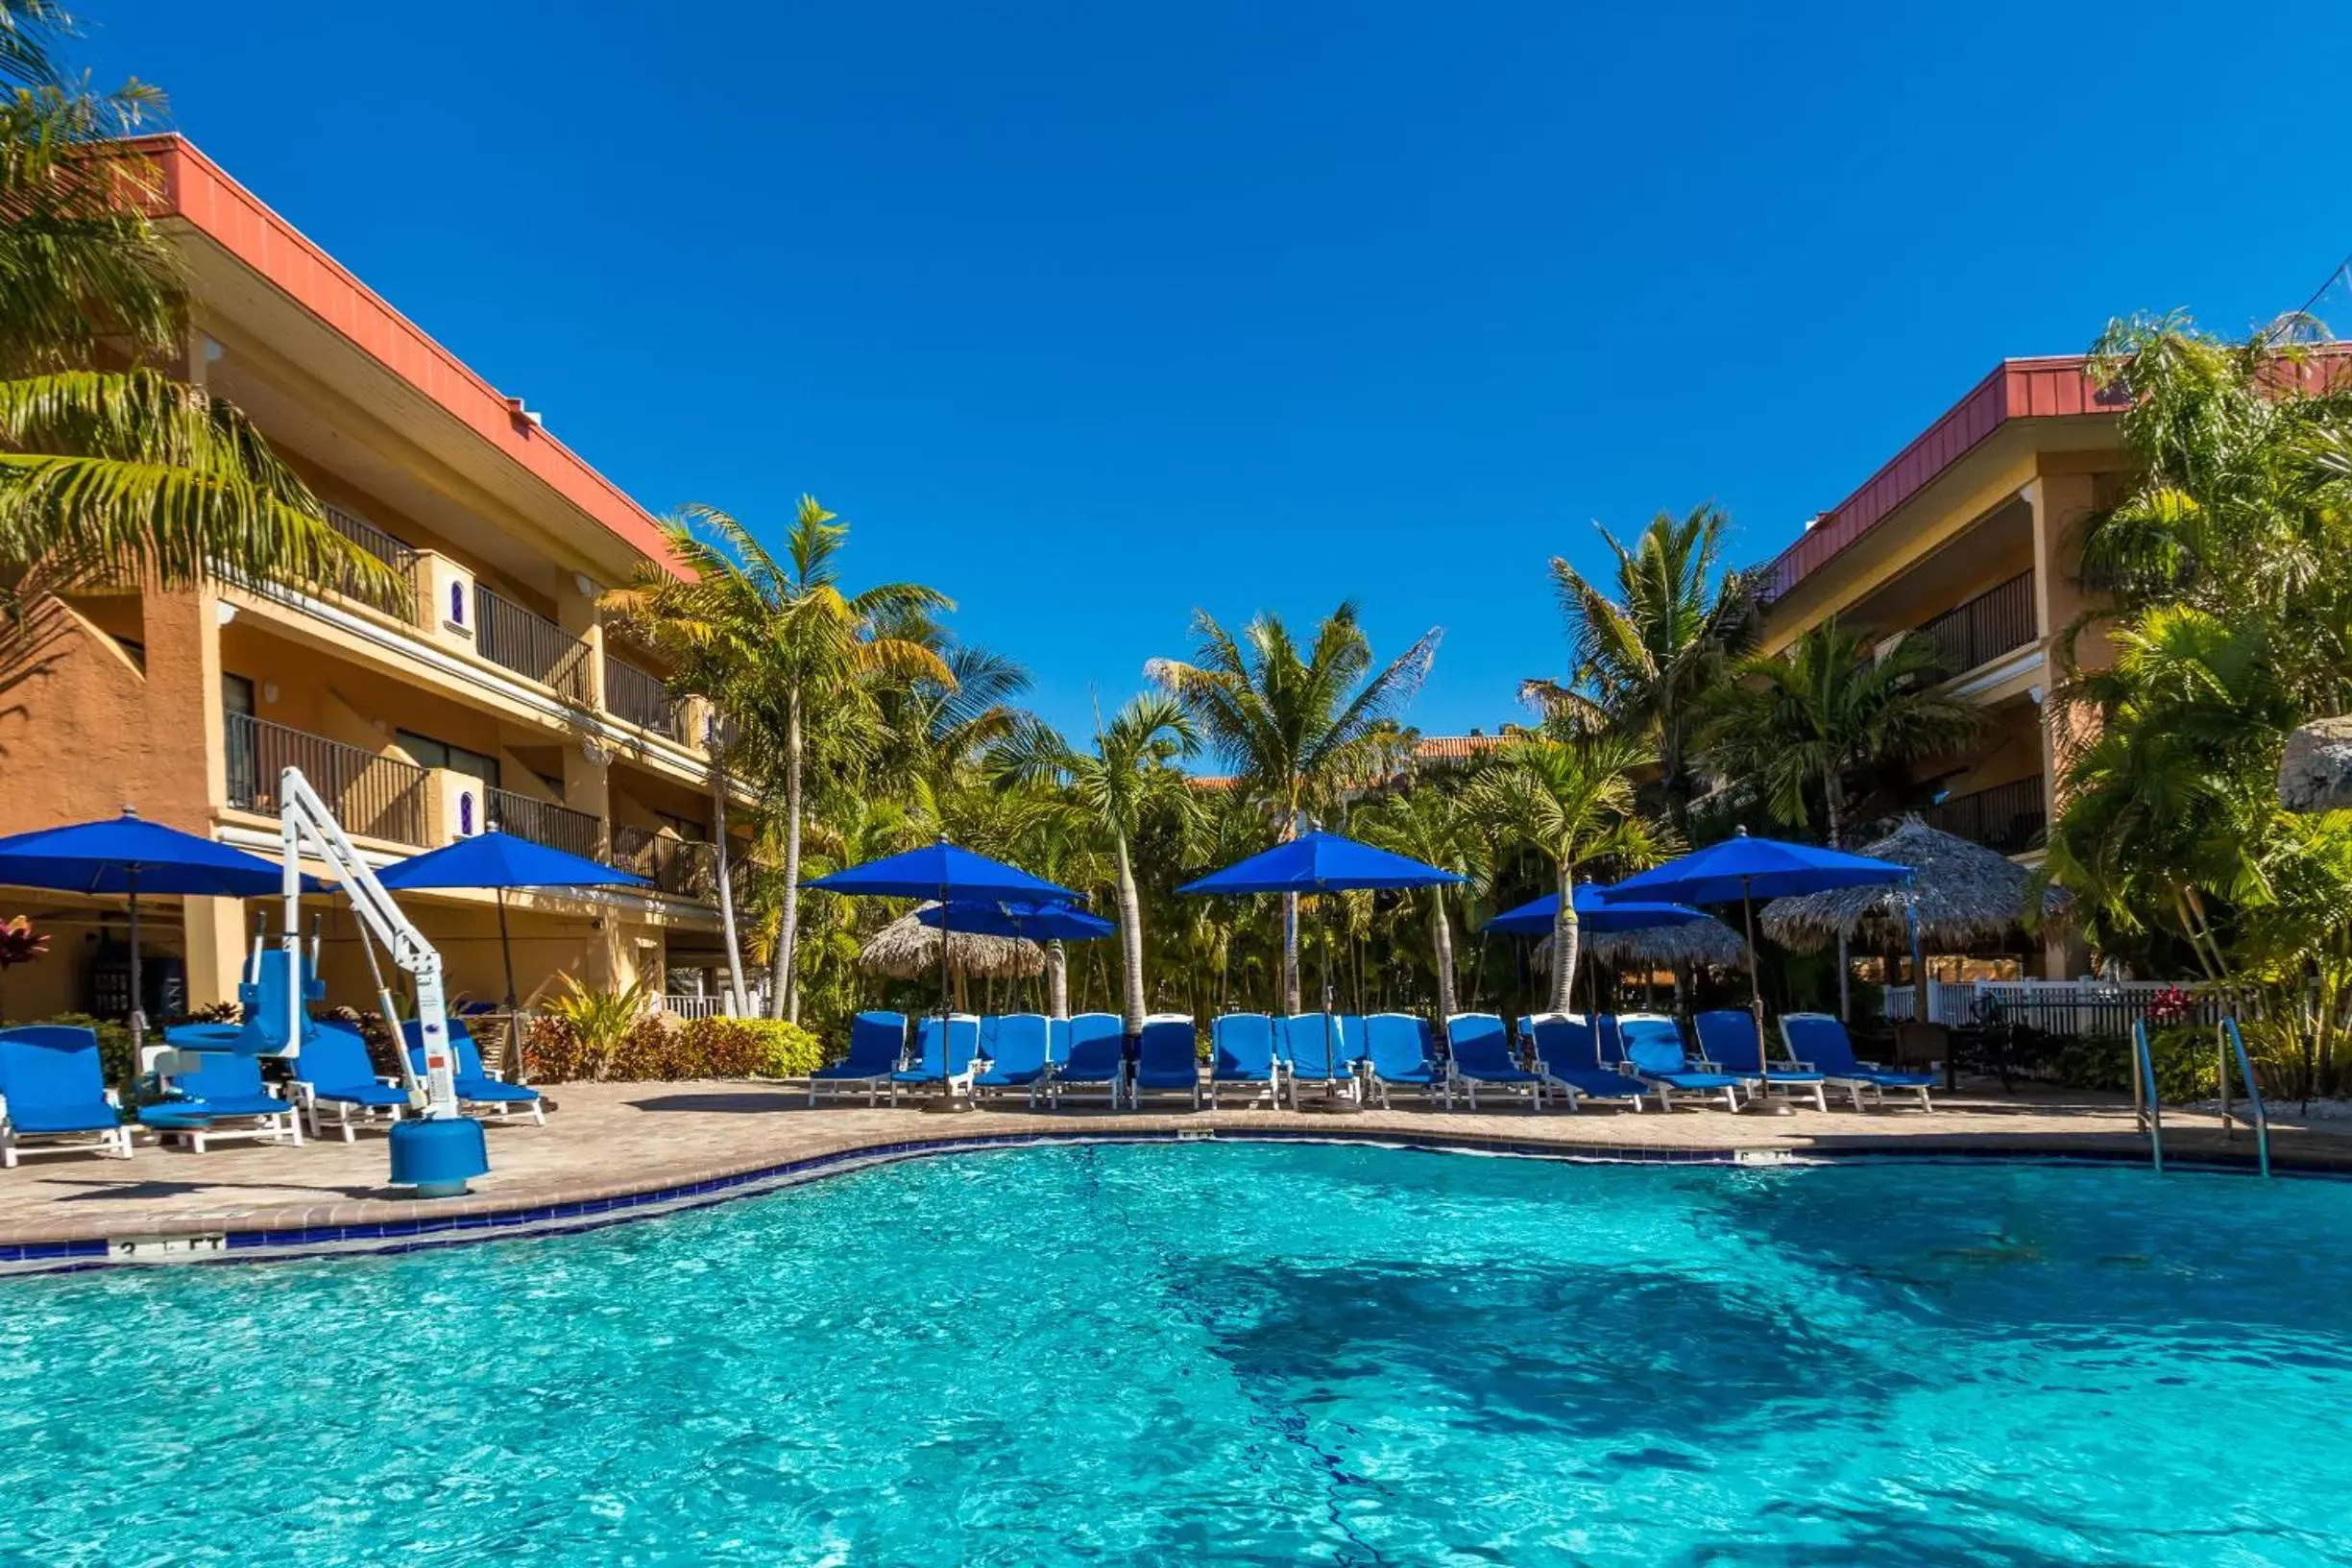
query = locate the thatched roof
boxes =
[859,905,1043,980]
[1758,816,2061,954]
[1536,915,1748,970]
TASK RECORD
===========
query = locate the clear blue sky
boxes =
[85,2,2352,743]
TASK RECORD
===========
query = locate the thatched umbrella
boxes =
[1759,817,2057,953]
[1539,916,1748,971]
[859,905,1043,988]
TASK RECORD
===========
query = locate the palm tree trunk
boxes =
[1115,834,1148,1034]
[706,732,749,1017]
[1047,939,1069,1019]
[1549,863,1580,1013]
[1827,778,1850,1022]
[770,687,805,1022]
[1428,890,1459,1021]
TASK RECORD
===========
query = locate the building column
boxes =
[2028,470,2098,982]
[182,895,248,1009]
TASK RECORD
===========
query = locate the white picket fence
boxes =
[1884,978,2220,1034]
[660,993,733,1021]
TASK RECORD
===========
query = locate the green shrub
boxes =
[2051,1025,2219,1102]
[521,1014,595,1083]
[522,1011,824,1081]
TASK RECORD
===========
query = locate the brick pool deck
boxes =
[1,1079,2340,1258]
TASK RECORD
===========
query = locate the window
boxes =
[223,674,255,715]
[655,809,708,841]
[396,730,500,790]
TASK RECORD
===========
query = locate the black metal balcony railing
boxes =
[474,586,594,705]
[486,787,604,861]
[611,824,718,898]
[1916,570,2037,678]
[225,712,430,845]
[603,655,687,740]
[1926,776,2048,856]
[322,504,420,620]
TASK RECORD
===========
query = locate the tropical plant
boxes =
[0,910,42,1013]
[1467,733,1663,1011]
[1354,784,1486,1019]
[1149,601,1439,1011]
[541,973,657,1062]
[1523,504,1753,828]
[609,497,953,1021]
[0,3,399,653]
[988,693,1199,1032]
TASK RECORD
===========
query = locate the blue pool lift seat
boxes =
[1129,1015,1201,1108]
[0,1025,131,1166]
[1618,1014,1743,1112]
[890,1015,981,1106]
[401,1019,546,1126]
[1206,1013,1281,1109]
[971,1014,1056,1104]
[1780,1013,1937,1113]
[1523,1013,1646,1112]
[1046,1013,1127,1108]
[161,946,324,1057]
[811,1011,907,1105]
[288,1020,413,1142]
[141,1049,303,1152]
[1361,1013,1449,1109]
[1694,1009,1828,1112]
[1442,1013,1545,1110]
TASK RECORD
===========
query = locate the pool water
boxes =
[5,1144,2352,1565]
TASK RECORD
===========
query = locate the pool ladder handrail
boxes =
[2216,1017,2271,1179]
[2129,1020,2163,1174]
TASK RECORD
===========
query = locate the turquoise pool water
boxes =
[4,1143,2351,1565]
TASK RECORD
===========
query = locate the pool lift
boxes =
[278,765,489,1198]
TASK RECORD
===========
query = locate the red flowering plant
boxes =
[0,915,48,1018]
[2146,984,2194,1027]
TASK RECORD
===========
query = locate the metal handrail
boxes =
[474,585,594,705]
[2130,1020,2164,1174]
[2219,1017,2271,1178]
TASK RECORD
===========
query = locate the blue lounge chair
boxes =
[1781,1012,1937,1112]
[1362,1013,1450,1109]
[143,1049,303,1151]
[0,1025,130,1166]
[1618,1014,1742,1112]
[1130,1015,1202,1107]
[891,1014,982,1105]
[1279,1013,1362,1108]
[1047,1012,1126,1107]
[1524,1013,1645,1112]
[1207,1013,1282,1109]
[402,1020,546,1125]
[288,1019,412,1141]
[810,1010,907,1104]
[1695,1008,1828,1112]
[1443,1013,1546,1110]
[971,1014,1056,1104]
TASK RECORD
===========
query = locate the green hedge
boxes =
[521,1012,822,1084]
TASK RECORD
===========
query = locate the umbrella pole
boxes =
[124,867,143,1104]
[496,889,523,1081]
[1739,880,1792,1117]
[923,893,967,1114]
[1302,888,1362,1116]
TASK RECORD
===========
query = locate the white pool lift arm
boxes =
[278,765,460,1122]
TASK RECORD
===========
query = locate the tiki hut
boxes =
[1535,915,1748,971]
[859,906,1044,981]
[1758,817,2060,953]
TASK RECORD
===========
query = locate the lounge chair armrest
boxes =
[289,1081,317,1107]
[1784,1058,1817,1072]
[102,1088,119,1108]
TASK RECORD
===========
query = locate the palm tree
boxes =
[1521,504,1752,830]
[988,694,1199,1033]
[1149,601,1439,1011]
[1701,615,1983,1014]
[1467,734,1662,1012]
[610,498,952,1021]
[0,4,400,675]
[1355,784,1485,1019]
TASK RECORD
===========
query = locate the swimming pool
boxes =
[3,1142,2348,1564]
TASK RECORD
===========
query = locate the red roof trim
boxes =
[1758,356,2119,601]
[127,134,679,576]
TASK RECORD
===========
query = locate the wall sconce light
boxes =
[261,682,279,704]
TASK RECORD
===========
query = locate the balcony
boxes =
[486,786,603,861]
[1916,570,2035,677]
[612,824,718,897]
[225,711,431,845]
[474,585,594,706]
[1925,776,2047,856]
[603,654,688,741]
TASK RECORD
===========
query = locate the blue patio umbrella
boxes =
[377,832,652,1073]
[1178,831,1464,1112]
[1607,829,1907,1110]
[918,899,1115,1019]
[808,837,1083,1111]
[0,808,297,1091]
